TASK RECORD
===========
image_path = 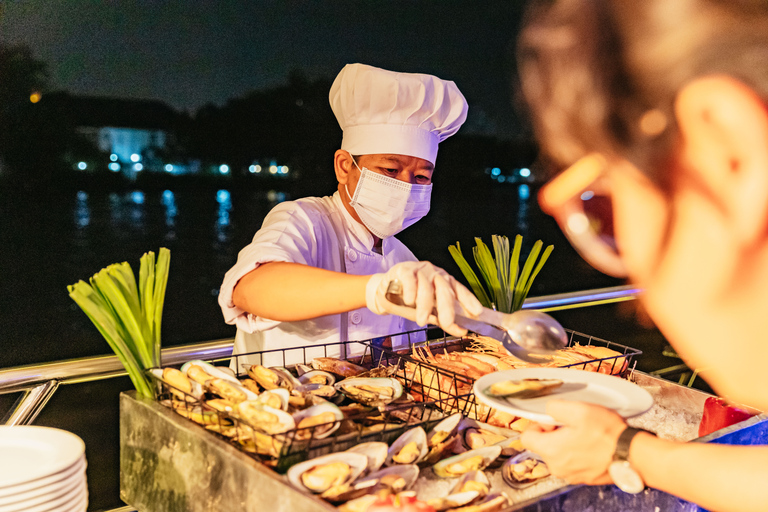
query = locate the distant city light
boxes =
[580,190,595,201]
[280,166,289,174]
[165,164,174,173]
[219,164,230,174]
[77,162,87,170]
[519,184,530,200]
[108,163,121,172]
[77,191,88,200]
[269,165,278,175]
[216,190,231,204]
[134,163,143,171]
[130,154,141,162]
[249,165,262,174]
[498,175,506,183]
[519,168,531,178]
[30,92,41,104]
[131,191,145,205]
[110,154,118,162]
[491,167,501,177]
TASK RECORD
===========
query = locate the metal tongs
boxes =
[384,279,568,363]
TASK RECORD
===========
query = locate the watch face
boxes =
[609,461,645,494]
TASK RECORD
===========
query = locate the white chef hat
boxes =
[329,63,468,165]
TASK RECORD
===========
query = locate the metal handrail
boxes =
[0,285,641,512]
[0,285,641,425]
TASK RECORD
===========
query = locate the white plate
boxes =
[0,457,85,499]
[0,475,84,511]
[0,481,85,512]
[473,368,653,425]
[0,427,85,488]
[0,466,83,507]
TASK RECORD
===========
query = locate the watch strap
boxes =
[613,427,652,462]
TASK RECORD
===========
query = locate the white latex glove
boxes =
[366,261,483,337]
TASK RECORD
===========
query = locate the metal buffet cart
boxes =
[119,323,768,512]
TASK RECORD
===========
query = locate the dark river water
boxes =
[1,177,630,368]
[0,177,677,511]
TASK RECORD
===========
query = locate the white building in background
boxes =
[44,92,190,178]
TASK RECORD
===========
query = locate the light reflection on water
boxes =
[216,189,232,243]
[75,190,90,228]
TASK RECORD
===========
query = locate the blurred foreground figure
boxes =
[517,1,768,510]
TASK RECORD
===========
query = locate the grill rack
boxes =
[373,328,643,422]
[148,327,641,472]
[148,331,475,472]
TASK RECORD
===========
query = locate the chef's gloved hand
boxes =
[366,261,483,337]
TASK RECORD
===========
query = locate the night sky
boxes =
[0,1,530,137]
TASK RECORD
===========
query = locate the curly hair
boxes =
[517,0,768,185]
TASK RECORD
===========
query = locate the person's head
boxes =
[519,0,768,408]
[328,63,468,240]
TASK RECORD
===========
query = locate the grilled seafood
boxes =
[235,401,295,434]
[311,357,367,377]
[433,446,502,478]
[336,377,403,406]
[247,365,282,390]
[295,411,338,440]
[186,364,213,384]
[392,442,421,464]
[386,427,428,466]
[287,453,367,495]
[507,458,550,483]
[208,378,249,403]
[485,378,563,399]
[301,462,352,493]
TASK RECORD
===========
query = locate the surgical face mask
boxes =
[345,159,432,239]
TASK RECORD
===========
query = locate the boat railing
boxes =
[0,285,640,425]
[0,285,640,512]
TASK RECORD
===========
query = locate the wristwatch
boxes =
[608,426,652,494]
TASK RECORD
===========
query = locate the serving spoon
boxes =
[384,279,568,363]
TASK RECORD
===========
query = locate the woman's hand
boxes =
[366,260,482,336]
[520,400,627,485]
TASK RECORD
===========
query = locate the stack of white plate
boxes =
[0,426,88,512]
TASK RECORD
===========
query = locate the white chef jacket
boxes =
[219,191,424,371]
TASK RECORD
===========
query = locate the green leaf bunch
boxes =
[449,235,553,313]
[68,248,171,397]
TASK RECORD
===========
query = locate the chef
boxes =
[218,63,482,370]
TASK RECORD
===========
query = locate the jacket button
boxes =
[351,312,362,324]
[346,249,358,262]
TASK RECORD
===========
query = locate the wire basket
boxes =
[372,328,643,425]
[148,331,475,472]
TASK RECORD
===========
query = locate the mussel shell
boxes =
[357,464,419,492]
[255,388,290,411]
[207,378,260,403]
[335,377,403,407]
[291,402,344,440]
[345,442,388,475]
[451,470,490,496]
[451,493,509,512]
[427,491,481,512]
[298,370,336,386]
[427,412,462,448]
[385,427,428,466]
[432,446,502,478]
[236,401,295,434]
[501,451,551,489]
[152,368,205,401]
[286,452,368,494]
[457,418,517,453]
[484,378,563,399]
[295,383,339,400]
[180,360,240,384]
